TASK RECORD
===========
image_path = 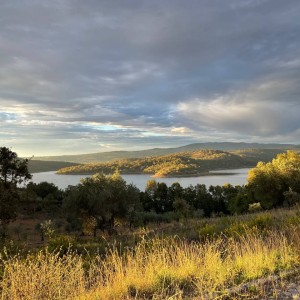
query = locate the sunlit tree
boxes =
[247,151,300,208]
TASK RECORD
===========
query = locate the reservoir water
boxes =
[30,168,250,191]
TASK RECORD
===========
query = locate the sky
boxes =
[1,0,300,157]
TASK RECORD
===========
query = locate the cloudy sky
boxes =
[1,0,300,157]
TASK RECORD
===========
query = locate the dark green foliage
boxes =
[27,160,79,173]
[0,184,19,224]
[63,172,140,234]
[173,198,191,219]
[188,184,213,217]
[27,181,61,199]
[0,147,31,187]
[0,147,31,229]
[141,179,247,218]
[228,191,250,215]
[24,182,63,215]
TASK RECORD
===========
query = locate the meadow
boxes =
[1,207,300,300]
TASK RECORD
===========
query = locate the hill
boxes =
[57,149,285,177]
[27,160,79,173]
[33,142,299,164]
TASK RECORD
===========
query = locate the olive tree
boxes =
[63,172,140,235]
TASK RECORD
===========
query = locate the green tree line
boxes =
[1,147,300,238]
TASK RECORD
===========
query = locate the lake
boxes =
[30,168,250,191]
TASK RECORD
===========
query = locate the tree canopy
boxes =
[63,172,140,235]
[0,147,32,229]
[247,151,300,208]
[0,147,31,187]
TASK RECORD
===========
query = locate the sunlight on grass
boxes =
[1,228,299,300]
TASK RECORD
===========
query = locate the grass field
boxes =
[1,207,300,299]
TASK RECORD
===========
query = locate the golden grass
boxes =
[1,227,299,300]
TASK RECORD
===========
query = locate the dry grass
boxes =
[1,227,299,300]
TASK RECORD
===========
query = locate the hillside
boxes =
[57,149,284,177]
[27,160,79,173]
[33,142,299,164]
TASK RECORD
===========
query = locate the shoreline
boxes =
[54,169,248,178]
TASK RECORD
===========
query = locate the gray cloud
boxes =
[0,0,299,155]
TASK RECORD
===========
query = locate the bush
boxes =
[47,235,76,254]
[248,213,274,230]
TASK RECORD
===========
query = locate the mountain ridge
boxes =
[33,142,299,164]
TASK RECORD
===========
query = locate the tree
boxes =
[0,147,32,231]
[26,182,63,215]
[0,147,31,188]
[63,172,140,235]
[227,187,250,215]
[248,151,300,209]
[191,184,213,216]
[173,197,191,219]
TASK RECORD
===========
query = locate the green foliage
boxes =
[57,149,272,177]
[27,160,79,173]
[248,151,300,209]
[173,198,191,219]
[25,182,63,215]
[0,147,31,229]
[198,223,217,238]
[47,235,76,254]
[0,147,31,187]
[28,181,60,199]
[63,171,140,234]
[0,185,19,225]
[283,188,300,206]
[227,187,250,215]
[248,213,274,230]
[40,220,55,239]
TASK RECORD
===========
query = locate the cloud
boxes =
[0,0,300,155]
[176,75,300,138]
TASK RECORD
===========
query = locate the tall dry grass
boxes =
[1,227,299,300]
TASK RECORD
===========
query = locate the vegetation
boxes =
[1,148,300,299]
[57,149,285,177]
[63,172,140,235]
[1,209,300,299]
[0,147,31,236]
[248,151,300,209]
[27,160,79,173]
[33,142,299,163]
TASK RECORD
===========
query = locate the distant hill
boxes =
[27,160,79,173]
[57,149,286,177]
[33,142,299,164]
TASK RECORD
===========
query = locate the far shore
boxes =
[54,169,248,178]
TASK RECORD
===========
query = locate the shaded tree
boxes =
[0,147,31,233]
[26,181,63,214]
[193,184,213,216]
[63,172,140,235]
[0,147,31,188]
[155,182,171,213]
